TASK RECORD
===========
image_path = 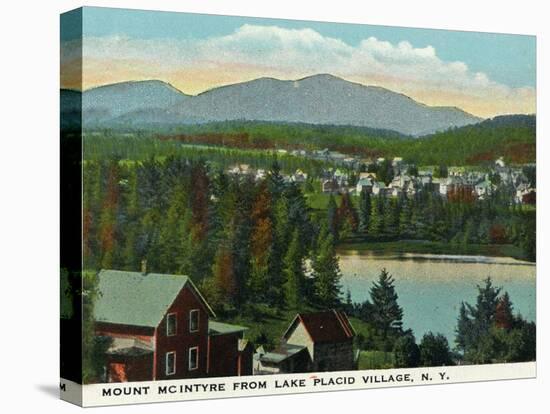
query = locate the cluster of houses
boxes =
[227,163,308,184]
[226,155,535,205]
[61,263,357,383]
[323,158,536,205]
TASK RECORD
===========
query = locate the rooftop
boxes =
[94,269,214,328]
[284,310,356,344]
[208,321,248,336]
[259,343,307,364]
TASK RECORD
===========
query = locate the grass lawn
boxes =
[337,240,529,261]
[222,306,374,352]
[357,351,395,370]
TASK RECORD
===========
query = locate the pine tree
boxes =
[393,330,420,368]
[383,198,399,238]
[327,194,339,240]
[455,302,472,354]
[283,230,305,309]
[369,268,403,341]
[397,197,411,236]
[267,159,285,199]
[419,332,453,366]
[467,277,501,335]
[368,195,384,237]
[337,192,359,238]
[158,186,188,273]
[358,189,371,233]
[312,226,342,308]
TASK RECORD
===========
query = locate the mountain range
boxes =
[62,74,483,136]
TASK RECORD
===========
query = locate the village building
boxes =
[474,179,493,199]
[359,172,377,180]
[291,169,308,183]
[93,267,253,382]
[356,177,373,194]
[372,181,386,196]
[254,310,356,375]
[322,179,340,194]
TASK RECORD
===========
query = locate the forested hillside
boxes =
[84,114,535,166]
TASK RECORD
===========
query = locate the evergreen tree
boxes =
[368,195,384,237]
[419,332,453,366]
[267,159,285,199]
[455,302,472,354]
[377,159,394,185]
[283,230,305,309]
[327,194,339,240]
[158,186,188,273]
[337,192,359,238]
[467,277,501,337]
[434,164,448,179]
[393,330,420,368]
[358,189,371,233]
[369,268,403,342]
[312,225,342,308]
[398,197,412,237]
[383,198,399,238]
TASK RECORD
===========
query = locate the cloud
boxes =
[61,24,535,117]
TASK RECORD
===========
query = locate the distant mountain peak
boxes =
[86,79,187,95]
[78,74,483,135]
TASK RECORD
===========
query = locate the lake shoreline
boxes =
[337,240,533,263]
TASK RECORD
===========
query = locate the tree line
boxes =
[83,157,343,315]
[346,270,535,367]
[328,186,536,261]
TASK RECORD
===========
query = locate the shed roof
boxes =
[259,343,307,363]
[95,269,214,328]
[208,321,248,336]
[284,310,356,344]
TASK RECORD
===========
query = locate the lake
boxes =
[338,251,536,345]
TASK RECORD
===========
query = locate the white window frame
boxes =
[165,351,176,376]
[188,346,199,371]
[189,309,200,333]
[166,312,177,336]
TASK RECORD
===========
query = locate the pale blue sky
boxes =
[63,6,536,89]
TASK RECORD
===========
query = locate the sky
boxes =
[61,7,536,118]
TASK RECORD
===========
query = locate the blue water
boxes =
[338,252,536,345]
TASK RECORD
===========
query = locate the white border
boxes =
[60,362,535,407]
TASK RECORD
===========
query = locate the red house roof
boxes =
[283,310,355,344]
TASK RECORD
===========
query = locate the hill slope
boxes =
[171,74,481,135]
[78,74,482,135]
[82,80,191,125]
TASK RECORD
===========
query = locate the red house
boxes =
[94,268,252,383]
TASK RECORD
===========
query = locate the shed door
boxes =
[108,362,128,382]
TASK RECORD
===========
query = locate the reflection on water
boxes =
[338,251,536,345]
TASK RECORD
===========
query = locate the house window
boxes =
[189,309,199,332]
[188,347,199,371]
[166,313,177,336]
[165,352,176,376]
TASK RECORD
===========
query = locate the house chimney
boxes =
[141,259,148,275]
